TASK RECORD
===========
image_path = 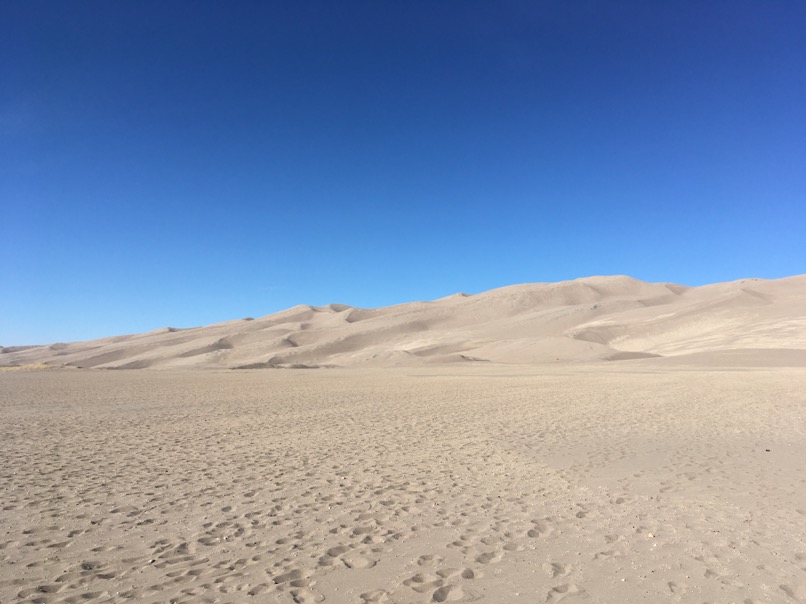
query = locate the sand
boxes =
[2,365,805,603]
[3,275,805,370]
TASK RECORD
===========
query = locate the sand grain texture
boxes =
[2,367,806,603]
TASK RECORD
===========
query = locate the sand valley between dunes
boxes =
[2,365,805,603]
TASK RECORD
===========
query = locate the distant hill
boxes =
[4,275,806,369]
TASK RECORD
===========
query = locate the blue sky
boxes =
[2,1,804,344]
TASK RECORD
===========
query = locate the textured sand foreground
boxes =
[2,367,806,604]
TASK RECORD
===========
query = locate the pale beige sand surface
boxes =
[3,275,805,370]
[2,366,805,603]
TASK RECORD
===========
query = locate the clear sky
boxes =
[2,1,804,345]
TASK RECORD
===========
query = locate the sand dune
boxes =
[2,274,805,369]
[2,276,806,603]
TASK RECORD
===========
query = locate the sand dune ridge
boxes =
[2,274,805,369]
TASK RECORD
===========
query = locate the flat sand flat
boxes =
[2,366,805,603]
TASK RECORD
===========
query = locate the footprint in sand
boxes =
[418,554,445,567]
[475,551,503,565]
[433,584,463,602]
[436,567,477,580]
[546,583,582,602]
[404,573,443,594]
[528,518,554,538]
[667,581,686,595]
[779,583,806,600]
[273,568,313,585]
[341,553,377,569]
[544,562,572,578]
[291,586,322,603]
[247,583,272,596]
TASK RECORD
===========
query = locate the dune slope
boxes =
[3,274,805,369]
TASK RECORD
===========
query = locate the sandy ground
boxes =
[1,366,805,603]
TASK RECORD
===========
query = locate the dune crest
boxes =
[3,274,805,369]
